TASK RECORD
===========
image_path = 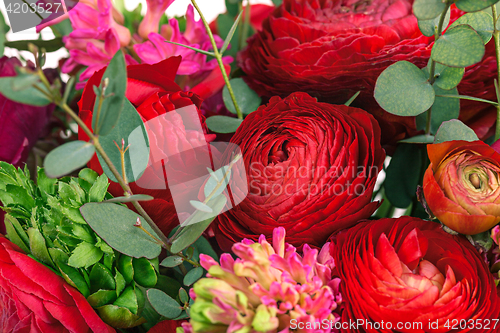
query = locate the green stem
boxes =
[425,2,452,135]
[240,0,251,50]
[190,0,244,119]
[492,5,500,141]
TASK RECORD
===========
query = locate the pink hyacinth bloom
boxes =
[53,0,131,86]
[185,227,342,333]
[134,5,232,82]
[138,0,174,39]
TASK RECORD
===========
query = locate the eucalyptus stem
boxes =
[492,5,500,141]
[190,0,244,119]
[425,2,452,135]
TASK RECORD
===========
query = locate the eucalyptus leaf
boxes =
[0,75,51,106]
[413,0,446,20]
[206,116,243,133]
[223,78,261,115]
[455,0,500,12]
[434,119,479,143]
[5,37,64,53]
[449,11,494,44]
[183,267,204,286]
[80,203,162,259]
[374,61,435,116]
[431,24,485,68]
[97,99,150,183]
[147,289,182,319]
[161,256,184,268]
[418,8,451,37]
[92,51,127,136]
[44,141,96,178]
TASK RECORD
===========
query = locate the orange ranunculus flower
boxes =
[423,140,500,235]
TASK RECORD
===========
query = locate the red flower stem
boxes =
[190,0,244,119]
[426,1,452,135]
[491,5,500,141]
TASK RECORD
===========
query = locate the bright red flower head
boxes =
[238,0,432,144]
[331,216,500,332]
[78,56,219,237]
[215,92,385,250]
[0,237,115,332]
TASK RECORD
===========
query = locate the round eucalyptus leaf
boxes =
[413,0,446,20]
[374,61,435,116]
[434,120,479,143]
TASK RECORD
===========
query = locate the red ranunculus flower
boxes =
[78,56,218,237]
[214,92,385,250]
[238,0,432,144]
[423,140,500,235]
[0,237,115,332]
[331,216,500,332]
[0,56,54,167]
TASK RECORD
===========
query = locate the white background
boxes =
[0,0,273,67]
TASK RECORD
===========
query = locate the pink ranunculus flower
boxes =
[184,227,342,333]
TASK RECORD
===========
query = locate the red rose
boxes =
[0,56,54,167]
[215,92,385,249]
[423,140,500,235]
[331,217,500,332]
[238,0,432,144]
[78,56,217,236]
[0,237,115,332]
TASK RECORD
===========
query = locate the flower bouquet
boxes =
[1,0,500,332]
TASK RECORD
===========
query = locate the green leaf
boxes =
[79,168,99,184]
[0,11,7,57]
[221,11,243,54]
[4,214,30,253]
[162,40,215,57]
[72,225,96,243]
[344,91,361,106]
[271,0,282,5]
[89,263,116,293]
[204,166,230,199]
[374,61,435,116]
[455,0,500,12]
[115,269,126,296]
[58,262,91,298]
[49,248,69,264]
[429,86,460,133]
[399,135,435,144]
[413,0,446,20]
[89,174,109,202]
[160,256,184,268]
[170,196,227,254]
[44,141,96,178]
[223,78,261,115]
[0,185,35,210]
[433,63,465,90]
[68,242,103,268]
[88,290,117,307]
[132,257,158,288]
[206,116,243,134]
[117,255,134,284]
[384,144,424,208]
[114,286,139,314]
[189,200,213,213]
[37,167,57,198]
[434,119,479,143]
[103,194,154,203]
[0,75,51,106]
[431,25,485,68]
[179,288,189,304]
[4,38,64,53]
[27,228,54,266]
[418,8,451,37]
[97,99,150,183]
[225,0,240,17]
[80,203,162,259]
[449,11,494,44]
[147,289,182,319]
[96,305,147,329]
[193,236,218,262]
[92,51,127,136]
[183,267,204,286]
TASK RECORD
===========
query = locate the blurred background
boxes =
[0,0,273,68]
